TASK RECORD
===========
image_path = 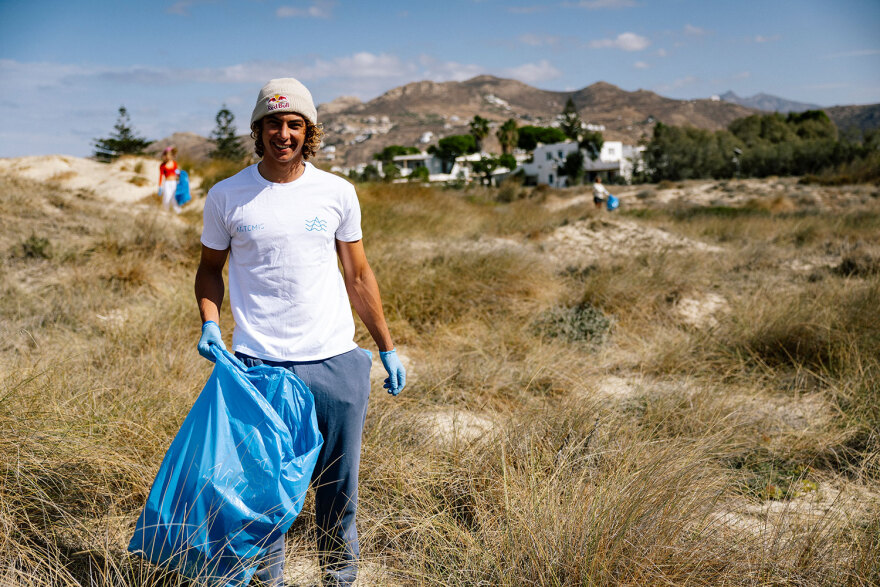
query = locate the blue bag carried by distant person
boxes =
[175,169,191,206]
[128,346,323,585]
[606,194,619,211]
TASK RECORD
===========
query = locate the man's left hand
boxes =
[380,349,406,396]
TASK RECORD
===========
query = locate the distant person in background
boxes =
[158,146,182,213]
[593,176,610,209]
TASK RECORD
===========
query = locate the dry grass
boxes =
[1,173,878,585]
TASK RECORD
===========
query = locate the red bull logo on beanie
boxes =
[267,94,290,112]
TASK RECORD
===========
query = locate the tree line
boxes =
[96,101,877,187]
[93,105,249,163]
[643,110,879,183]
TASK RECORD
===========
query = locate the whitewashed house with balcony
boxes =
[519,140,644,187]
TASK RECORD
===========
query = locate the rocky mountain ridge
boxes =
[319,75,758,166]
[719,91,822,113]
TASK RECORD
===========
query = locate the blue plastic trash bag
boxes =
[175,169,191,206]
[128,346,323,585]
[606,194,619,211]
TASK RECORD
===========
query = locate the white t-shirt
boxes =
[201,162,363,362]
[593,182,609,199]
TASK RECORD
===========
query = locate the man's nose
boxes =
[278,123,291,139]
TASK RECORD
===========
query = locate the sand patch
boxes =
[709,479,879,545]
[593,374,641,399]
[542,216,723,266]
[675,292,729,327]
[406,235,533,260]
[544,193,593,212]
[421,408,497,444]
[0,154,200,205]
[285,556,402,586]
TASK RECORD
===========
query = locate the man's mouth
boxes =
[272,142,291,152]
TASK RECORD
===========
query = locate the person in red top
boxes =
[158,146,181,213]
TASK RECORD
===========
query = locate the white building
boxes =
[519,140,644,187]
[391,151,485,183]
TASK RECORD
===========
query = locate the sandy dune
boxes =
[0,154,169,204]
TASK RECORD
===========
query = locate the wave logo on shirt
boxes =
[305,217,328,232]
[267,94,290,112]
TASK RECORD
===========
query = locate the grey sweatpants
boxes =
[239,347,372,587]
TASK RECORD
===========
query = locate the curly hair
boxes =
[251,117,324,160]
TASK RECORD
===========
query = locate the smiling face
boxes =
[260,112,307,168]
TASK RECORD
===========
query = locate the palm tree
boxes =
[560,97,583,141]
[496,118,519,155]
[469,115,490,152]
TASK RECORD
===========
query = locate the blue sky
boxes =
[1,0,878,158]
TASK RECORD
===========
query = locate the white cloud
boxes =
[304,52,416,79]
[418,55,486,82]
[277,1,335,19]
[501,60,562,84]
[634,61,650,69]
[167,1,192,16]
[166,0,217,16]
[566,0,637,8]
[518,33,560,47]
[655,48,667,57]
[654,75,700,93]
[590,32,650,51]
[753,34,781,43]
[825,49,880,58]
[683,24,708,36]
[0,58,88,89]
[802,82,848,90]
[508,5,545,14]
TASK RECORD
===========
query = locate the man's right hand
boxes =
[198,321,227,362]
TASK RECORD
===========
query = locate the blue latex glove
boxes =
[380,349,406,396]
[198,321,227,362]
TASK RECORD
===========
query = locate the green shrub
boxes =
[17,234,51,259]
[533,303,613,345]
[731,453,817,501]
[834,252,880,277]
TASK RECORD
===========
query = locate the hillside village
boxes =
[309,76,731,185]
[330,138,643,187]
[319,89,645,186]
[144,75,877,191]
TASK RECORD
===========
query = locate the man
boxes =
[592,175,609,209]
[194,77,406,586]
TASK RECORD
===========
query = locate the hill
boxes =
[720,90,822,113]
[825,103,880,139]
[319,75,757,166]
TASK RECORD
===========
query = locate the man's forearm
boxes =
[346,269,394,352]
[195,267,224,324]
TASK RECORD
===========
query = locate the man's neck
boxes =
[257,158,306,184]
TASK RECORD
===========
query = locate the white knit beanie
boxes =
[250,77,317,127]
